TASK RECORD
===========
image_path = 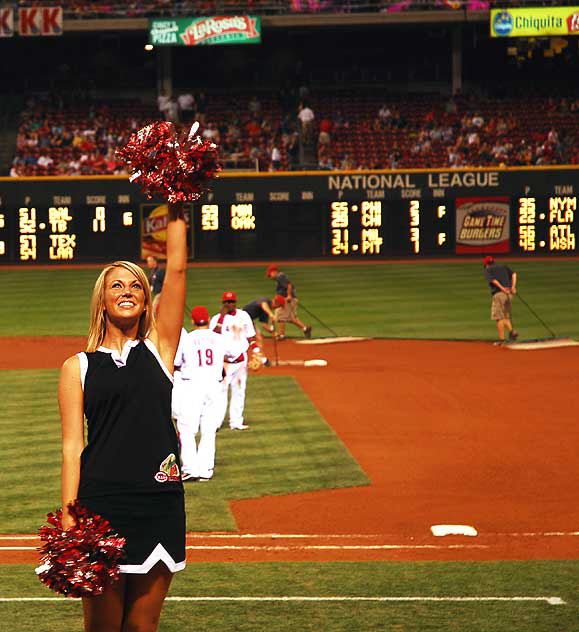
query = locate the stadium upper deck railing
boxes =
[11,0,579,19]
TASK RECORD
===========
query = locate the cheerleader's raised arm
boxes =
[148,201,187,375]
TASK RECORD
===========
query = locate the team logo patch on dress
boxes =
[155,453,181,483]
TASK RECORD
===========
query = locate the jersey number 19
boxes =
[197,348,214,366]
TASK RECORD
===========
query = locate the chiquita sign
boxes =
[491,6,579,37]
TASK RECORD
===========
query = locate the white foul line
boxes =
[0,596,566,605]
[174,596,567,605]
[0,531,579,541]
[188,533,386,539]
[184,544,488,551]
[0,544,489,552]
[0,547,35,551]
[2,531,579,541]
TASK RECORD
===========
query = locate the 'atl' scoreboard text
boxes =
[517,196,576,252]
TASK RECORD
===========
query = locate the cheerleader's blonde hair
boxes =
[86,261,154,352]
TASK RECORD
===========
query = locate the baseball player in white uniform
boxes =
[210,290,257,431]
[174,306,244,481]
[171,327,188,422]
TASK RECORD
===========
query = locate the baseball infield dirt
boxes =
[1,335,578,563]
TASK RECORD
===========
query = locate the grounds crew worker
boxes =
[484,256,518,344]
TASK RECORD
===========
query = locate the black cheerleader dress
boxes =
[77,338,186,574]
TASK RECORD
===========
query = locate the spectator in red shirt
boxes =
[245,119,261,138]
[319,118,333,134]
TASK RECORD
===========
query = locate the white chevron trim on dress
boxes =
[119,543,186,574]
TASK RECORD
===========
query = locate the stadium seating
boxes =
[10,90,578,176]
[22,0,579,18]
[14,0,491,18]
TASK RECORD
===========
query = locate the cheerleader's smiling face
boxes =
[103,267,146,324]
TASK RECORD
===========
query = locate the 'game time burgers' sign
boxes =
[149,16,261,46]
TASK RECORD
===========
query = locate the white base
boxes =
[431,524,478,537]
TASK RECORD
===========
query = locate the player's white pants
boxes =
[217,358,248,429]
[177,379,221,478]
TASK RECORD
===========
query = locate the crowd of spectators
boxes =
[15,1,290,18]
[10,90,302,176]
[312,91,579,170]
[13,0,379,18]
[9,90,579,177]
[12,0,498,18]
[16,0,579,18]
[10,95,154,177]
[156,91,301,171]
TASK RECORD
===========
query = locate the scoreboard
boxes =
[0,167,576,263]
[7,202,139,263]
[516,196,576,253]
[189,198,454,259]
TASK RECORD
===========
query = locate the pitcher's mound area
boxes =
[503,337,578,350]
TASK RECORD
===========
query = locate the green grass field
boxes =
[2,561,579,632]
[1,260,577,632]
[0,370,367,533]
[1,260,578,340]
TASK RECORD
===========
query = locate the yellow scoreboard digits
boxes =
[330,201,350,254]
[330,200,383,256]
[3,183,576,263]
[409,200,420,254]
[518,197,536,252]
[201,204,219,231]
[18,207,37,260]
[549,196,576,251]
[517,196,576,252]
[19,207,36,233]
[49,234,76,260]
[10,203,139,262]
[361,228,382,254]
[49,206,73,233]
[230,204,255,230]
[48,206,76,260]
[518,197,536,223]
[331,228,349,254]
[361,201,381,227]
[92,206,106,232]
[328,198,451,256]
[0,212,5,257]
[437,205,446,246]
[330,201,349,228]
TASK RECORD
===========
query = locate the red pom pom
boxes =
[36,501,126,598]
[116,121,221,202]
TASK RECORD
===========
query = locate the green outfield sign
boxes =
[491,6,579,37]
[149,16,261,46]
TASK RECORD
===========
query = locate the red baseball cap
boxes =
[222,291,237,302]
[272,295,286,307]
[266,264,279,276]
[191,306,209,325]
[483,256,495,266]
